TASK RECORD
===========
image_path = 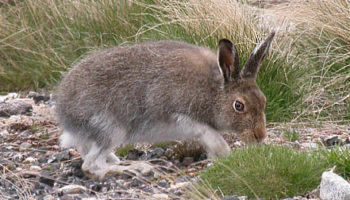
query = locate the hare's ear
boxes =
[241,32,275,79]
[218,39,240,84]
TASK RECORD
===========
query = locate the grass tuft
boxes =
[283,129,299,142]
[200,145,330,199]
[321,146,350,180]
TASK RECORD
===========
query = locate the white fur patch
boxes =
[59,130,76,148]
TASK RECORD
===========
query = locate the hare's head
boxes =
[215,32,275,142]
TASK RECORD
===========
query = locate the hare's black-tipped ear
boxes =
[218,39,240,83]
[242,32,275,79]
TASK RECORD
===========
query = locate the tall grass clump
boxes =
[321,146,350,179]
[273,0,350,122]
[199,145,330,199]
[0,0,159,91]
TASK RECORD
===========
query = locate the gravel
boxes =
[1,93,349,199]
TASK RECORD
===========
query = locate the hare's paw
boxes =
[115,161,154,176]
[82,160,154,179]
[200,131,231,158]
[107,153,120,164]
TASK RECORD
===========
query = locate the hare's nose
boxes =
[253,125,267,142]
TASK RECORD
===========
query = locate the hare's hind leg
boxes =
[81,142,124,179]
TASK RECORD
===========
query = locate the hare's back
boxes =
[56,40,220,127]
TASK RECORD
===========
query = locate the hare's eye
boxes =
[233,100,245,113]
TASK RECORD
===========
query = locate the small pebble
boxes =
[24,157,37,163]
[30,165,42,171]
[19,142,32,151]
[58,184,87,194]
[301,142,317,149]
[13,153,24,162]
[0,130,9,136]
[43,195,56,200]
[324,136,341,146]
[152,193,169,199]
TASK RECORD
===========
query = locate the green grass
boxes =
[321,146,350,180]
[200,145,331,199]
[115,144,135,157]
[283,129,300,142]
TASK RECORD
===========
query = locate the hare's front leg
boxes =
[173,114,231,158]
[199,128,231,158]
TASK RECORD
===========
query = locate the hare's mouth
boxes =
[239,127,266,143]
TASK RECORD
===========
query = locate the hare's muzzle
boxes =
[252,124,267,142]
[241,122,267,143]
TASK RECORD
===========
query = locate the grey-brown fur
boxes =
[55,32,275,179]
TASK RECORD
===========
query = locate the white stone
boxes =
[301,142,317,149]
[152,193,169,199]
[30,165,42,171]
[320,171,350,200]
[19,142,32,151]
[24,157,37,163]
[43,195,55,200]
[0,93,18,102]
[13,153,24,162]
[0,130,9,136]
[170,182,190,189]
[58,184,86,194]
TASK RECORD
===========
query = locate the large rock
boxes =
[320,171,350,200]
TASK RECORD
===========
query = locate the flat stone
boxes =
[130,177,143,187]
[170,182,190,189]
[43,195,56,200]
[149,148,165,159]
[30,165,42,171]
[320,171,350,200]
[58,184,87,194]
[156,179,168,188]
[24,157,37,163]
[301,142,317,149]
[152,193,169,199]
[0,130,9,136]
[324,136,341,146]
[28,91,50,104]
[0,102,32,117]
[13,153,24,162]
[19,170,40,178]
[49,150,70,163]
[19,142,32,151]
[0,93,18,103]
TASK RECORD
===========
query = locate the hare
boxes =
[55,32,275,179]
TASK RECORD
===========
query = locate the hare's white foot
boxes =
[81,143,153,179]
[200,131,231,158]
[112,161,154,176]
[84,161,154,179]
[107,153,120,164]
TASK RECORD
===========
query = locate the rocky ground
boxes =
[0,92,349,200]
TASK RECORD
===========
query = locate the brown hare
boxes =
[55,32,275,179]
